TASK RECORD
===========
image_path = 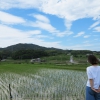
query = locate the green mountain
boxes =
[0,43,62,52]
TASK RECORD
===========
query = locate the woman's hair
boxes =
[87,55,99,65]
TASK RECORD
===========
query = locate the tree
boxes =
[12,49,48,60]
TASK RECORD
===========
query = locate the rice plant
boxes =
[0,69,87,100]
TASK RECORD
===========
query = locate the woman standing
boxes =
[86,55,100,100]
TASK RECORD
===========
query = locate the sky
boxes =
[0,0,100,51]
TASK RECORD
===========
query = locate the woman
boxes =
[86,55,100,100]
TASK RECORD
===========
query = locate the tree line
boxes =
[0,49,64,60]
[0,49,95,61]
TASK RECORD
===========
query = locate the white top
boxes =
[86,65,100,89]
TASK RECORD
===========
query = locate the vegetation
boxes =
[0,63,87,100]
[12,49,48,60]
[0,43,100,100]
[0,62,88,73]
[1,43,99,61]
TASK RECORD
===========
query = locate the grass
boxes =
[0,63,39,74]
[0,62,89,74]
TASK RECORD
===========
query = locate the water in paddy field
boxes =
[0,69,87,100]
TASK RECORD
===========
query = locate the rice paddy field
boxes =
[0,63,87,100]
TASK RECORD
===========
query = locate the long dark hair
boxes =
[87,55,99,65]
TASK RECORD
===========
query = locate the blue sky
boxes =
[0,0,100,51]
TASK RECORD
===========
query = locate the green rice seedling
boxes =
[0,68,87,100]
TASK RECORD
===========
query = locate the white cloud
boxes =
[65,44,93,50]
[1,0,100,30]
[7,37,61,48]
[0,35,63,49]
[31,20,73,37]
[89,21,100,29]
[33,35,49,39]
[29,14,58,33]
[32,14,50,23]
[0,24,27,38]
[0,24,41,39]
[31,20,57,33]
[0,23,99,51]
[30,14,73,37]
[84,43,92,47]
[26,30,41,35]
[0,24,63,48]
[74,32,84,37]
[83,41,89,43]
[55,31,73,37]
[83,35,90,38]
[0,11,25,24]
[0,11,58,36]
[0,0,100,51]
[39,0,100,30]
[64,41,100,51]
[0,0,41,10]
[93,26,100,32]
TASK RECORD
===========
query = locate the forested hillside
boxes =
[0,43,99,60]
[0,43,61,51]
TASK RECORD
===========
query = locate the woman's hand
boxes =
[91,88,100,93]
[97,87,100,93]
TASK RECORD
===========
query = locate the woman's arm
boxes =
[89,79,99,93]
[89,79,94,89]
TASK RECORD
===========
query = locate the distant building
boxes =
[36,58,41,62]
[30,59,35,63]
[1,59,6,61]
[30,58,41,63]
